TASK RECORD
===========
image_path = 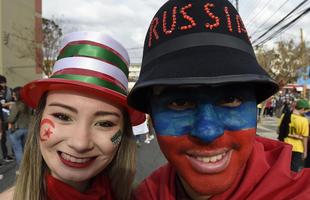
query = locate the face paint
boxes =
[110,129,122,145]
[151,85,257,195]
[40,118,55,141]
[151,86,256,142]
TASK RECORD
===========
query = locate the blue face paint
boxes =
[151,85,257,142]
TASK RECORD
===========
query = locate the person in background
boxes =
[144,114,155,143]
[278,99,309,172]
[0,78,14,163]
[7,87,32,172]
[0,75,13,104]
[128,0,310,199]
[0,31,144,200]
[305,108,310,168]
[133,114,149,146]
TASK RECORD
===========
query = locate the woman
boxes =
[1,31,144,200]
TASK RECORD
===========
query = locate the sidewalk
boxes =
[257,116,278,140]
[0,161,16,193]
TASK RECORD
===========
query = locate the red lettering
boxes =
[163,6,177,35]
[148,17,160,48]
[180,4,196,31]
[204,3,220,30]
[236,15,247,34]
[224,7,233,32]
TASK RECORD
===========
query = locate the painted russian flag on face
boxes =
[156,128,257,195]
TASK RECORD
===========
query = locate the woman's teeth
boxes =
[61,152,91,163]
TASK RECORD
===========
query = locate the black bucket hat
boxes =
[128,0,279,113]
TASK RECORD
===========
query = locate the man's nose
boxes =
[67,123,94,152]
[190,104,224,143]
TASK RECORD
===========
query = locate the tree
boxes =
[256,39,310,86]
[42,18,62,76]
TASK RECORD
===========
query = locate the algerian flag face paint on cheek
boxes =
[150,85,257,195]
[40,118,56,141]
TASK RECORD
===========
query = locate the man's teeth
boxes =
[61,152,91,163]
[196,152,226,163]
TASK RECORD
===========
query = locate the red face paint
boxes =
[157,128,256,195]
[40,118,55,141]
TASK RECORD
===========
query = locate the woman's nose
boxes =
[190,104,224,143]
[67,123,94,152]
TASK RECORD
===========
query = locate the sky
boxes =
[43,0,310,63]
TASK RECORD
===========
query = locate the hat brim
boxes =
[128,46,279,113]
[22,78,145,126]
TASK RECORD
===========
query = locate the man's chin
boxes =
[180,173,235,197]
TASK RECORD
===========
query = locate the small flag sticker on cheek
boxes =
[111,130,123,145]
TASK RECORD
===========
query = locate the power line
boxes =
[244,0,265,24]
[252,0,308,44]
[254,6,310,47]
[246,0,276,26]
[250,0,291,37]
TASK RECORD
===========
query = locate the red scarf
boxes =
[46,173,114,200]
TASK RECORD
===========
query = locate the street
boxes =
[0,117,279,193]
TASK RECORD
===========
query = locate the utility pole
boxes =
[236,0,239,12]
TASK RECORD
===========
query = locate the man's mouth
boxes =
[58,151,96,168]
[195,151,227,163]
[186,149,232,174]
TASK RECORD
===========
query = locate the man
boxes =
[0,75,12,104]
[0,75,14,163]
[278,99,309,172]
[128,0,310,199]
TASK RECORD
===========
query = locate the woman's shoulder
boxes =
[0,187,14,199]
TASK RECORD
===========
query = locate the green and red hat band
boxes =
[52,56,128,92]
[57,41,129,77]
[51,68,127,95]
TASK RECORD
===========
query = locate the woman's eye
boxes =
[95,121,116,128]
[168,99,196,110]
[218,96,242,107]
[52,113,72,121]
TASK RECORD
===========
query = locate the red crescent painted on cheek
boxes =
[40,118,55,141]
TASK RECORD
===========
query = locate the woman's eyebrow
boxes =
[48,103,77,113]
[94,111,121,118]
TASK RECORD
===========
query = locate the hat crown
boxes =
[143,0,252,63]
[51,31,130,95]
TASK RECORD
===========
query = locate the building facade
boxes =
[0,0,42,88]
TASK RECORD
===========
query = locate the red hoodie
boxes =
[134,137,310,200]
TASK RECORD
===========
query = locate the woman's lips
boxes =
[58,151,96,168]
[186,149,233,174]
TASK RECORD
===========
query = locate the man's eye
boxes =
[168,99,196,110]
[218,96,242,107]
[95,121,115,128]
[52,113,72,121]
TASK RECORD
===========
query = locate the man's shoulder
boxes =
[291,113,308,122]
[134,163,176,200]
[254,136,291,151]
[139,163,174,186]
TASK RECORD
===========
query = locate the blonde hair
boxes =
[13,95,136,200]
